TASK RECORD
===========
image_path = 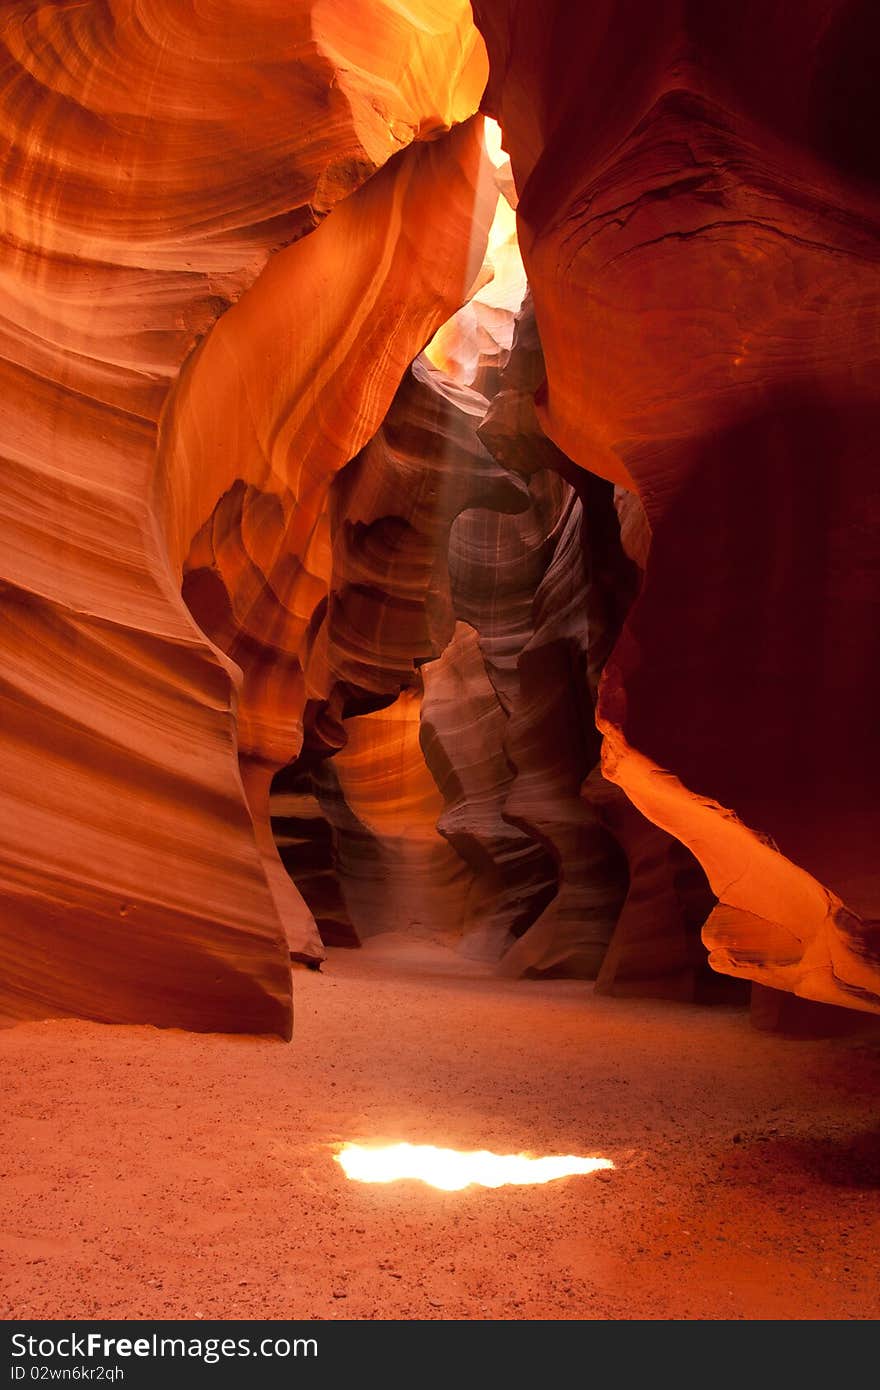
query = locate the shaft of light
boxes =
[335,1142,614,1191]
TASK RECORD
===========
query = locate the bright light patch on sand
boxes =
[335,1143,614,1191]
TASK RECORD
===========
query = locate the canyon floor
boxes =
[1,936,878,1321]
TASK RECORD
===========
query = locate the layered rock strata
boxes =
[473,0,880,1013]
[0,1,490,1032]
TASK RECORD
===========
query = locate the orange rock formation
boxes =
[2,0,878,1033]
[474,0,880,1014]
[0,0,490,1033]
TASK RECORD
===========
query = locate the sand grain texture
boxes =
[2,940,878,1322]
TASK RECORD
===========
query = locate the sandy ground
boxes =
[1,935,879,1321]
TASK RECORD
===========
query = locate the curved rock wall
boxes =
[267,352,530,954]
[3,0,877,1031]
[0,1,490,1032]
[473,0,880,1013]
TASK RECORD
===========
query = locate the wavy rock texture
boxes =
[493,480,628,977]
[474,0,880,1013]
[316,690,475,944]
[267,353,530,951]
[308,356,528,715]
[431,298,716,992]
[556,456,725,1001]
[442,337,631,979]
[0,0,490,1032]
[420,622,558,962]
[575,498,724,1003]
[270,758,359,953]
[267,286,724,990]
[170,124,498,968]
[6,0,877,1031]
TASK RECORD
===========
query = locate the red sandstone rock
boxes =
[439,308,630,978]
[267,353,528,951]
[322,690,475,944]
[4,0,877,1031]
[0,1,490,1033]
[170,130,498,969]
[474,0,880,1014]
[421,622,557,962]
[437,298,714,992]
[270,763,360,952]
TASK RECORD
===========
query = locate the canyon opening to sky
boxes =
[1,0,879,1331]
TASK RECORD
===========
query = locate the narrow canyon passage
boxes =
[1,941,878,1321]
[1,0,879,1334]
[3,0,878,1024]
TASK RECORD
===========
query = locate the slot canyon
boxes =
[1,0,879,1325]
